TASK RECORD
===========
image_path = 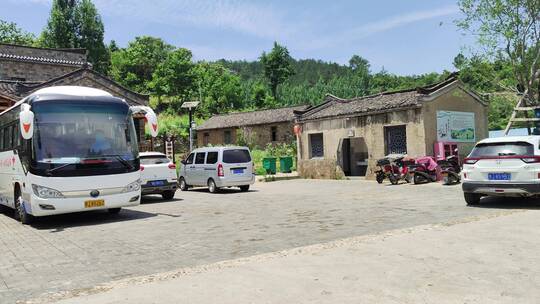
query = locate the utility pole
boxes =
[181,101,200,152]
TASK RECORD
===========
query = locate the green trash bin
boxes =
[262,157,277,174]
[279,156,293,173]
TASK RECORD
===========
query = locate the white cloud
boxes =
[302,5,460,50]
[92,0,290,40]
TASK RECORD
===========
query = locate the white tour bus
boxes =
[0,86,158,224]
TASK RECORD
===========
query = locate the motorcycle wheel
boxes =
[413,173,426,184]
[376,173,384,184]
[389,174,399,185]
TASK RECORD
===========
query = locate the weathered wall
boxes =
[298,108,426,178]
[196,122,294,148]
[421,86,488,159]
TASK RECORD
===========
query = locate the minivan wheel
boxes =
[208,179,219,193]
[239,185,250,192]
[179,177,189,191]
[464,193,481,205]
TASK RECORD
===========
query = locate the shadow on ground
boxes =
[140,195,183,204]
[469,196,540,210]
[29,208,157,231]
[188,187,258,194]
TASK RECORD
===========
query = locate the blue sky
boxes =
[1,0,473,75]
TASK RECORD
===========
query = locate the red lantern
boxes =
[293,124,302,135]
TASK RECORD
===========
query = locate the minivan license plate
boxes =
[232,169,244,174]
[488,173,511,181]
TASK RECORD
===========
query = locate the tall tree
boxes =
[39,0,109,73]
[348,55,371,96]
[0,20,36,45]
[193,62,242,115]
[457,0,540,104]
[149,48,196,107]
[260,42,295,100]
[110,36,174,93]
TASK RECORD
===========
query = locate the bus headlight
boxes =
[123,180,141,193]
[32,184,65,199]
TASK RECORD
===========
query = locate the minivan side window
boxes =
[206,152,218,164]
[195,152,206,164]
[185,153,194,164]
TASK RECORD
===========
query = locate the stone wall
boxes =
[196,122,294,148]
[421,86,488,159]
[298,108,426,179]
[297,159,345,179]
[0,61,80,82]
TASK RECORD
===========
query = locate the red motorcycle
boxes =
[409,156,439,184]
[375,155,415,185]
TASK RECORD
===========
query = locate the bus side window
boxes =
[13,123,21,148]
[0,128,3,151]
[4,125,12,150]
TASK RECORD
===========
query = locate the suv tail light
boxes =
[168,163,176,169]
[217,163,224,177]
[521,157,540,163]
[464,158,478,165]
[140,165,145,171]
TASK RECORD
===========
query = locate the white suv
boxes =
[462,136,540,205]
[140,152,178,200]
[179,146,255,193]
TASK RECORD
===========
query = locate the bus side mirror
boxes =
[19,104,34,140]
[130,106,158,138]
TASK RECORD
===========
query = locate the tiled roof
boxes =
[296,75,480,121]
[197,105,308,130]
[0,53,87,66]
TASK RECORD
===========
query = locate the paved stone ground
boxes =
[0,179,535,303]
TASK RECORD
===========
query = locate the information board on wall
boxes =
[436,111,475,142]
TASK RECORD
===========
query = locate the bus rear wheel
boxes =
[15,195,33,225]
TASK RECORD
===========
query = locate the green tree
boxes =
[194,62,242,116]
[457,0,540,104]
[260,42,295,100]
[39,0,109,73]
[149,48,196,109]
[0,20,36,45]
[110,36,174,93]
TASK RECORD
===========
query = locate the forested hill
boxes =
[217,57,450,107]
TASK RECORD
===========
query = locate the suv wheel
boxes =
[162,190,175,200]
[208,179,219,193]
[179,177,189,191]
[464,193,481,205]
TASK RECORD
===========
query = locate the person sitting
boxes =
[90,130,112,155]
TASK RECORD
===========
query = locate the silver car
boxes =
[179,146,255,193]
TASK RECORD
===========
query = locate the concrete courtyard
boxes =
[0,179,537,303]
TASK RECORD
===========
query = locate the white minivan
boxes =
[179,146,255,193]
[462,136,540,205]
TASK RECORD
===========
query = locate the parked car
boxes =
[462,136,540,205]
[179,146,255,193]
[140,152,178,200]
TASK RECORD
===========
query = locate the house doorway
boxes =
[339,137,368,176]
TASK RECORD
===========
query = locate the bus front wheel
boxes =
[15,195,33,225]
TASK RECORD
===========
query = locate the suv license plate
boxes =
[151,180,165,186]
[85,199,105,208]
[488,173,511,181]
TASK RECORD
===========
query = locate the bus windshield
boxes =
[31,100,139,176]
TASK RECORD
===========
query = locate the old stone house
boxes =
[294,75,488,179]
[0,43,149,146]
[196,105,307,148]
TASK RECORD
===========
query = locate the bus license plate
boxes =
[488,173,511,181]
[85,199,105,208]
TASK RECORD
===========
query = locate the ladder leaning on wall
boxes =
[503,94,539,136]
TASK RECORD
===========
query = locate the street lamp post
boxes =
[181,101,200,152]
